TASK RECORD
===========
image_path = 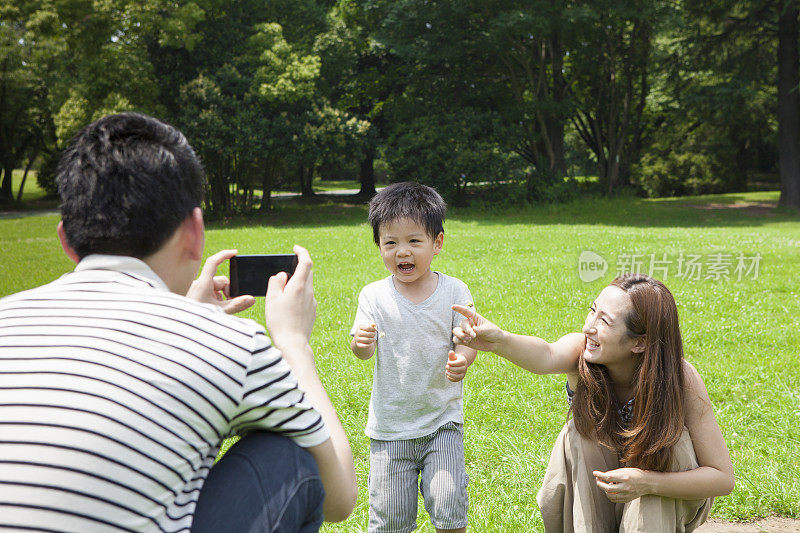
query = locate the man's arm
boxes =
[185,249,255,314]
[278,341,358,521]
[265,246,357,522]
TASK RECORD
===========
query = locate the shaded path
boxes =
[697,518,800,532]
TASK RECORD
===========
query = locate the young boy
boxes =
[350,182,477,533]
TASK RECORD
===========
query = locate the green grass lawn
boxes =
[1,191,798,531]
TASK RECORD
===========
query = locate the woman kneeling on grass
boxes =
[452,273,734,532]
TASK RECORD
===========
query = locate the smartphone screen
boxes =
[229,254,298,297]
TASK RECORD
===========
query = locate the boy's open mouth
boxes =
[398,262,415,274]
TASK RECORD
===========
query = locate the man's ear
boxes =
[433,232,444,255]
[183,207,205,261]
[57,221,80,264]
[632,336,646,354]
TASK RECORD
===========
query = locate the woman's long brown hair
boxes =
[571,273,686,471]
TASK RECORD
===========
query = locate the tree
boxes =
[567,0,660,193]
[0,4,56,202]
[316,1,404,197]
[777,2,800,208]
[681,0,800,208]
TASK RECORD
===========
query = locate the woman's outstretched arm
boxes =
[451,304,583,379]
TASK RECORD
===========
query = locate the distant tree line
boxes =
[2,0,799,211]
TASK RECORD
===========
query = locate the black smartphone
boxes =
[229,254,298,297]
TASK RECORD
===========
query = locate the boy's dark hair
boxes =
[56,112,205,259]
[367,182,446,244]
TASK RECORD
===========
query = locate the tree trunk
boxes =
[17,148,39,202]
[358,147,376,197]
[259,165,273,212]
[550,30,567,179]
[732,137,749,192]
[1,166,13,202]
[778,3,800,209]
[298,164,314,197]
[0,168,14,202]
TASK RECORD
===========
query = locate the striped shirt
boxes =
[0,255,329,532]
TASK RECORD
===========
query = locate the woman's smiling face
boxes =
[582,285,643,369]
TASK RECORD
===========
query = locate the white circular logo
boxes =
[578,251,608,282]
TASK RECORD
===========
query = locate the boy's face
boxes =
[377,218,443,285]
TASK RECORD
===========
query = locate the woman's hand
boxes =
[593,468,650,503]
[451,304,506,352]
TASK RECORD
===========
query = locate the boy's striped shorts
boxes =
[368,422,468,533]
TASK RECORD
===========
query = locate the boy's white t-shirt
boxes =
[351,272,473,440]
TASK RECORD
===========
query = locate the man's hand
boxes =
[593,468,649,503]
[451,304,505,352]
[264,245,316,356]
[445,350,469,382]
[186,249,255,314]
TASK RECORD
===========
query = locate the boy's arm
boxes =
[445,344,477,382]
[350,288,377,360]
[351,323,377,360]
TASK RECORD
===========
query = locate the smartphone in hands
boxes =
[229,254,298,297]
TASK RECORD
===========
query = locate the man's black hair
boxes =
[367,182,446,245]
[56,112,205,259]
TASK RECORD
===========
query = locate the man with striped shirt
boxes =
[0,113,357,531]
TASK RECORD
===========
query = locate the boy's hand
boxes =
[353,323,378,349]
[187,249,255,315]
[445,350,468,382]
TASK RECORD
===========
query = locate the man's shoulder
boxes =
[1,273,264,338]
[155,291,264,334]
[0,277,66,306]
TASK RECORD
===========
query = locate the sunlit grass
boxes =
[1,190,798,531]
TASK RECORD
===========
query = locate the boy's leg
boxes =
[419,422,469,532]
[619,428,713,533]
[191,432,324,533]
[535,420,620,533]
[369,438,420,533]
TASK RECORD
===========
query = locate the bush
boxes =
[632,151,726,198]
[384,110,510,206]
[36,150,61,198]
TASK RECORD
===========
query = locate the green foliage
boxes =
[35,150,60,197]
[251,23,322,104]
[1,0,794,209]
[0,4,56,201]
[385,109,513,205]
[633,151,725,197]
